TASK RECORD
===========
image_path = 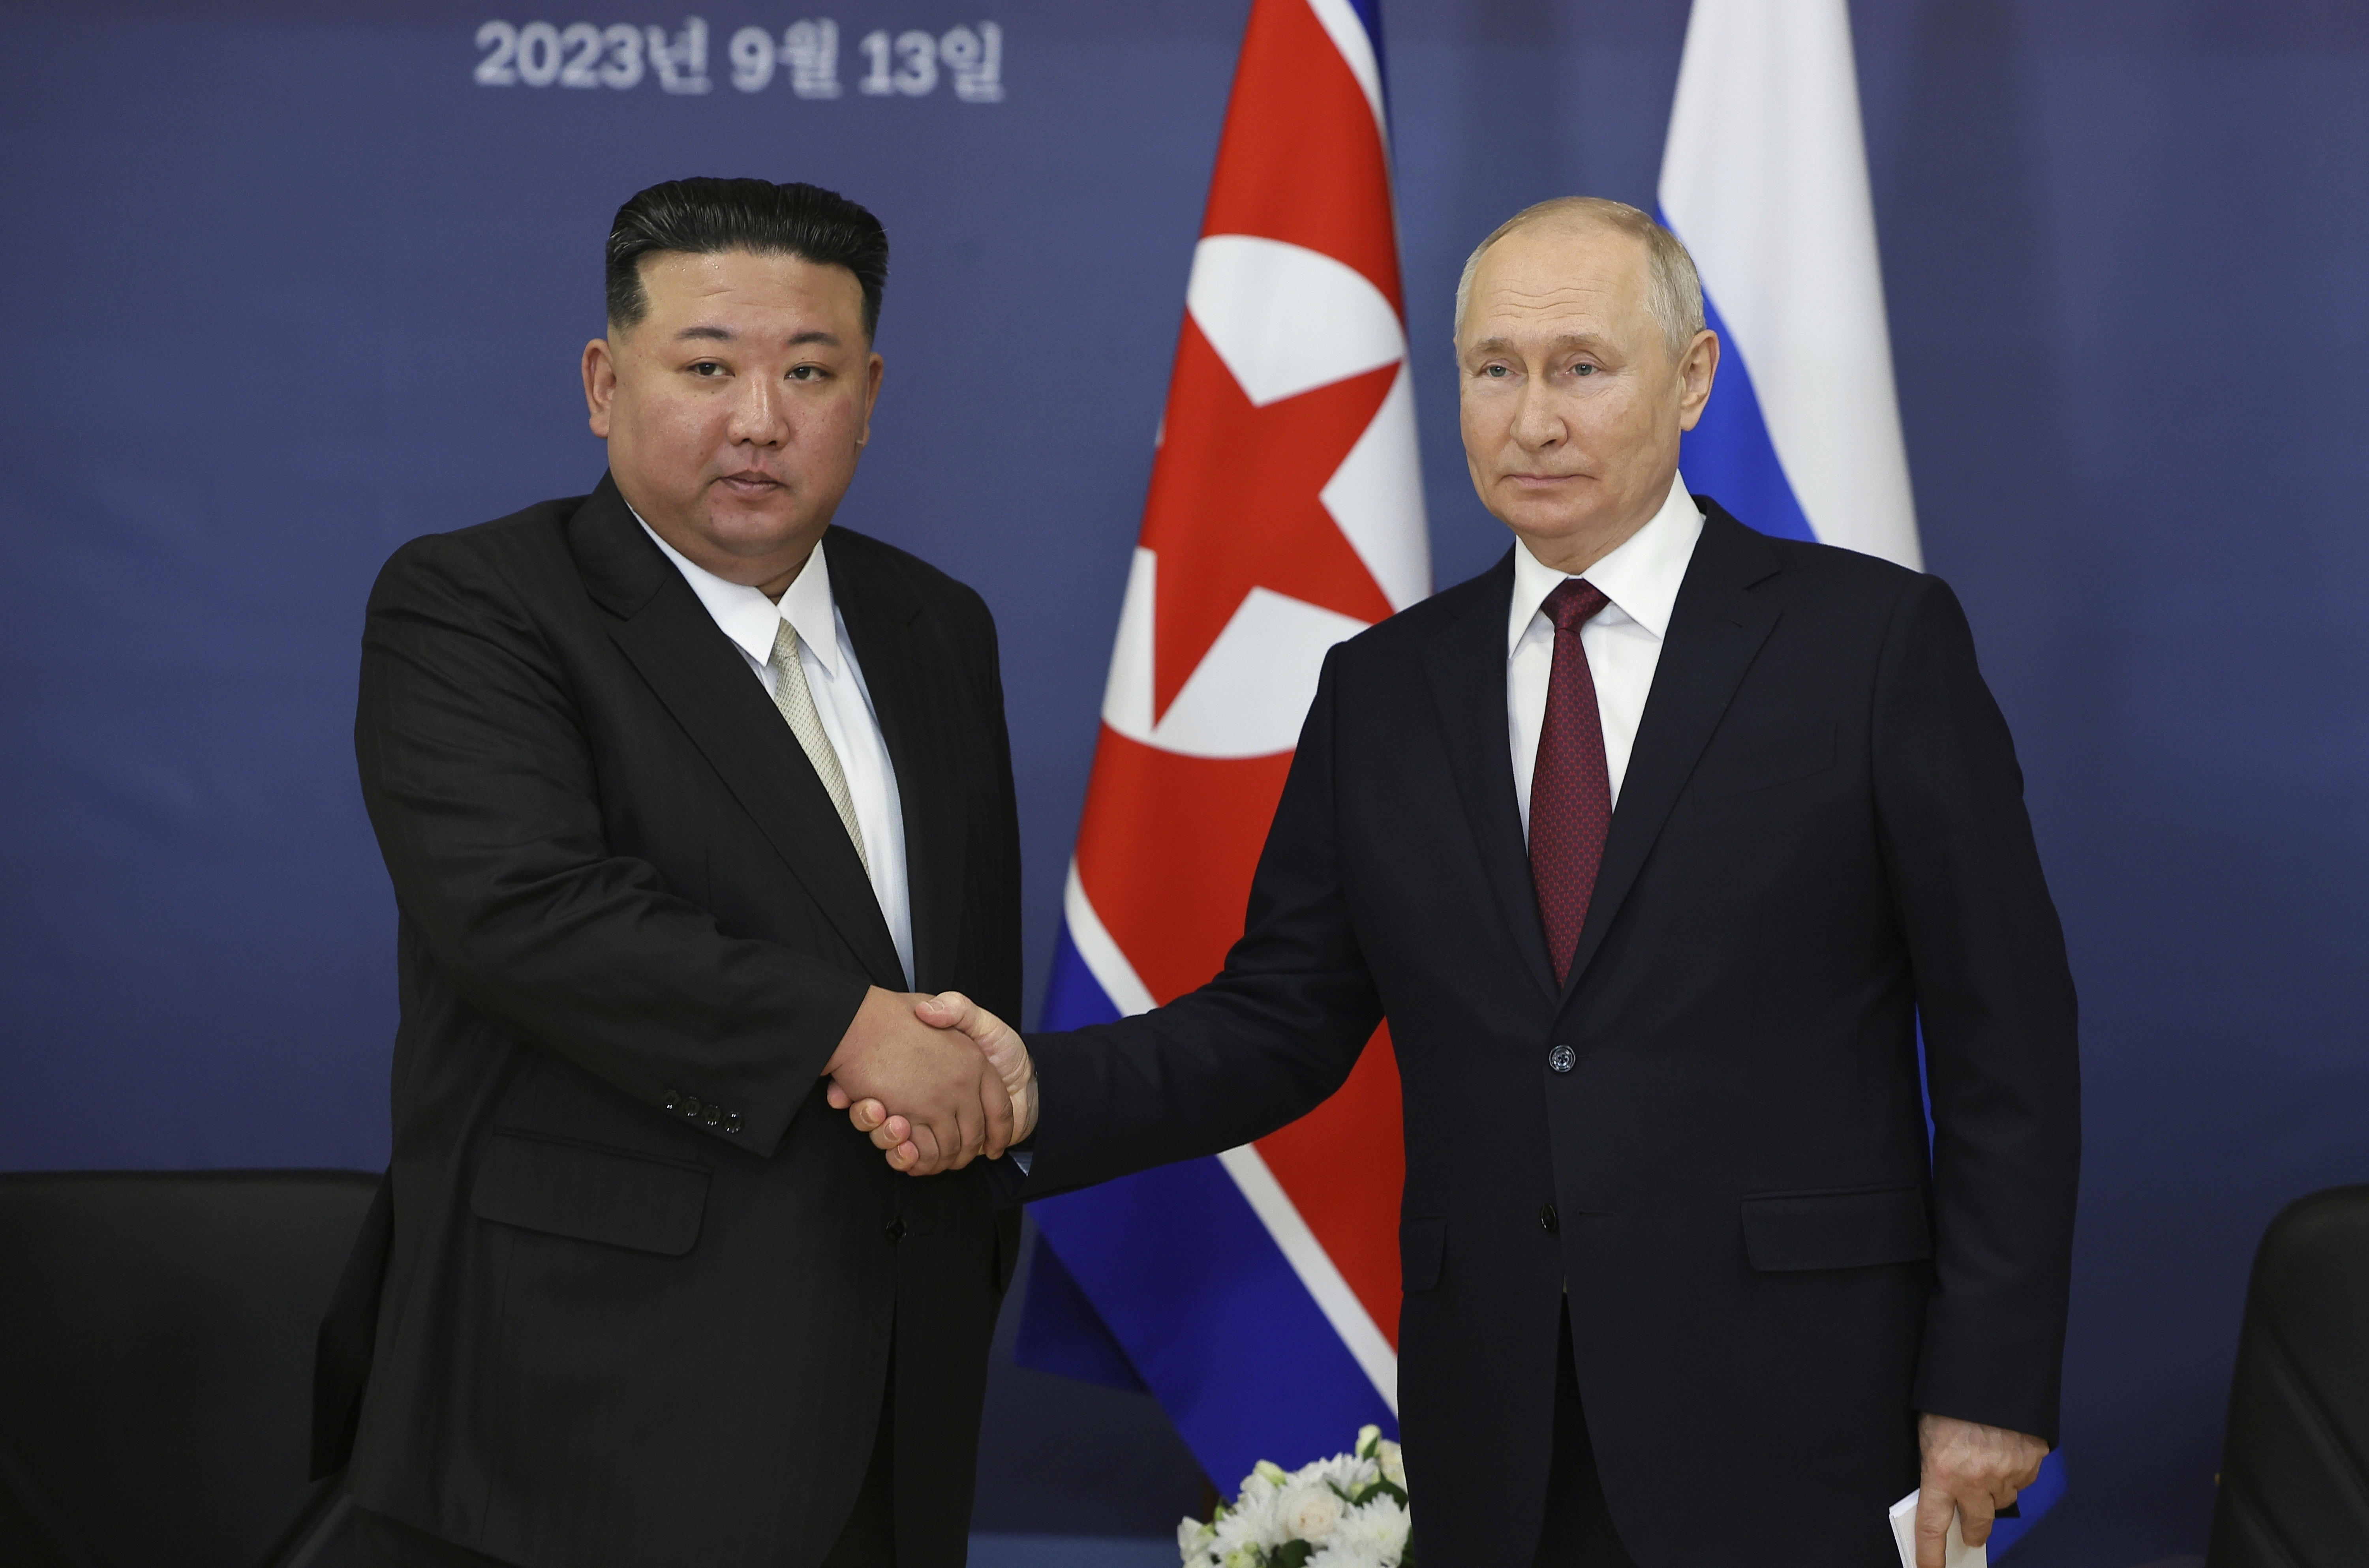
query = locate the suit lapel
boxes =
[569,478,906,989]
[830,535,967,995]
[1558,505,1781,999]
[1422,553,1560,1006]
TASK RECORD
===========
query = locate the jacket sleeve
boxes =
[1873,573,2082,1445]
[355,533,867,1158]
[1022,647,1385,1200]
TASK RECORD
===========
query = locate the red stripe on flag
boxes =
[1200,0,1402,308]
[1253,1023,1407,1347]
[1074,726,1291,1009]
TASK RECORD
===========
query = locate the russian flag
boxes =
[1013,0,1429,1491]
[1660,0,2062,1548]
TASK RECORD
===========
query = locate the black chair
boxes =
[2208,1184,2369,1566]
[0,1169,379,1568]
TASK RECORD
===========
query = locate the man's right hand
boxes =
[830,991,1035,1175]
[820,987,1013,1171]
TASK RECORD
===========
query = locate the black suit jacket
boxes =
[1022,503,2080,1568]
[344,475,1022,1568]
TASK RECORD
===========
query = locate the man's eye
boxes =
[1483,364,1509,379]
[789,365,822,381]
[692,362,725,377]
[1573,364,1596,377]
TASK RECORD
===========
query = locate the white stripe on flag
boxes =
[1658,0,1921,569]
[1303,0,1385,132]
[1062,861,1156,1017]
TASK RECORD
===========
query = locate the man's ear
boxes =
[583,336,618,438]
[1676,328,1720,433]
[856,351,884,449]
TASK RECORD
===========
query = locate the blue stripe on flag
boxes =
[1033,1156,1395,1491]
[1019,917,1395,1487]
[1040,917,1123,1031]
[1013,1227,1146,1392]
[1014,917,1136,1384]
[1989,1450,2068,1556]
[1675,289,1819,546]
[1343,0,1388,86]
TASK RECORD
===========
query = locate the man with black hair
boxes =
[334,177,1023,1568]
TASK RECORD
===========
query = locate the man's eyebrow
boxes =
[672,325,843,347]
[1464,332,1609,356]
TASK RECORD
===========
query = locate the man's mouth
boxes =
[718,471,785,492]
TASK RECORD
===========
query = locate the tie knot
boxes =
[1543,578,1609,634]
[771,617,801,666]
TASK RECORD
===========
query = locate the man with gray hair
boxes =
[850,197,2080,1568]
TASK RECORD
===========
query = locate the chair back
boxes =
[0,1169,379,1568]
[2208,1184,2369,1566]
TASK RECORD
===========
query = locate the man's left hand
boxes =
[1915,1412,2048,1568]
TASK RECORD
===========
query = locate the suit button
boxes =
[1548,1044,1576,1074]
[724,1112,743,1135]
[663,1090,681,1112]
[1540,1204,1559,1233]
[704,1104,721,1127]
[683,1095,702,1118]
[884,1218,909,1244]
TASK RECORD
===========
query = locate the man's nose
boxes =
[727,373,791,446]
[1509,381,1564,451]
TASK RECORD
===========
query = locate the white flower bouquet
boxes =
[1176,1425,1412,1568]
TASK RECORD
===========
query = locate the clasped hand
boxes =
[822,988,1035,1175]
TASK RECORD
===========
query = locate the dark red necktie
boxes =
[1529,579,1612,987]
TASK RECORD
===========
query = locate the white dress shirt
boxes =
[1508,471,1706,835]
[635,515,914,987]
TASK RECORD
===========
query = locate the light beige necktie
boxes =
[769,619,869,876]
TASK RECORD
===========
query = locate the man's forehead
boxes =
[1464,227,1650,336]
[1478,225,1645,292]
[637,248,862,314]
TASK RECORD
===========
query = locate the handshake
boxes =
[820,988,1037,1176]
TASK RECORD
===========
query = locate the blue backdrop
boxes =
[4,3,2365,1561]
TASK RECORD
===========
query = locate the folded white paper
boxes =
[1889,1491,1986,1568]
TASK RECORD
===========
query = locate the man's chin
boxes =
[699,494,816,555]
[1494,501,1599,546]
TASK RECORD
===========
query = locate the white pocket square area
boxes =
[1890,1490,1987,1568]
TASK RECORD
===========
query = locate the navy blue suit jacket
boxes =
[1021,501,2080,1568]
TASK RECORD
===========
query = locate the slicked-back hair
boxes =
[604,177,890,341]
[1453,197,1704,360]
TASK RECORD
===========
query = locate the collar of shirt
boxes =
[630,508,840,677]
[1505,469,1706,660]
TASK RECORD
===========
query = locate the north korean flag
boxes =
[1014,0,1431,1491]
